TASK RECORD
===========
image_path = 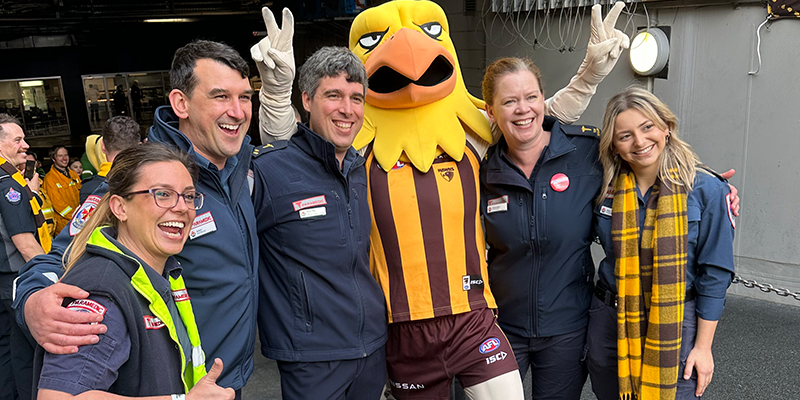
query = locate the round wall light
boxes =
[629,28,670,76]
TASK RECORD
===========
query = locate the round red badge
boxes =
[550,173,569,192]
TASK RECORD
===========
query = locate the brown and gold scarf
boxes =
[612,166,687,400]
[0,157,52,253]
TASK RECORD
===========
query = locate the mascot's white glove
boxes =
[546,2,630,124]
[250,7,298,143]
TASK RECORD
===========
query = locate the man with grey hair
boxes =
[251,46,387,400]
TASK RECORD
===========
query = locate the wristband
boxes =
[172,395,185,400]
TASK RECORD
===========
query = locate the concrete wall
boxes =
[438,0,487,96]
[480,2,800,306]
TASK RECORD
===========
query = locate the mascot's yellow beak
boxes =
[350,0,492,172]
[364,27,457,109]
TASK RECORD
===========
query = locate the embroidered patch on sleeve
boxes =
[66,299,107,316]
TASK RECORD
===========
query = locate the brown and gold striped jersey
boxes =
[367,145,496,323]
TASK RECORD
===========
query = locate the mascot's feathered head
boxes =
[349,0,492,172]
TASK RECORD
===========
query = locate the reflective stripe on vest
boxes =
[59,205,73,217]
[88,227,207,392]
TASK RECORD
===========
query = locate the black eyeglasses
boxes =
[124,188,204,210]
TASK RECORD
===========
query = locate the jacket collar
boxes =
[85,226,182,282]
[294,123,362,174]
[484,116,577,187]
[149,105,253,199]
[149,106,253,164]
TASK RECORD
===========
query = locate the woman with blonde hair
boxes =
[586,86,735,400]
[36,143,233,400]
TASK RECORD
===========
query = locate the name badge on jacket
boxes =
[487,195,508,214]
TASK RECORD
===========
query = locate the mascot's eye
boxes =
[419,22,443,40]
[358,28,389,53]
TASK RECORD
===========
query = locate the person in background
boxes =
[0,114,48,400]
[87,84,100,122]
[68,158,83,177]
[36,143,232,400]
[21,152,55,236]
[131,80,143,121]
[587,86,735,400]
[43,145,81,235]
[26,151,46,180]
[80,135,103,180]
[113,85,128,116]
[80,116,141,204]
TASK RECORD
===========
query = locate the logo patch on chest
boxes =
[144,315,165,330]
[292,195,327,211]
[437,167,455,182]
[172,289,190,302]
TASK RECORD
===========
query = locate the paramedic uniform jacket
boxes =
[480,116,602,338]
[251,123,387,362]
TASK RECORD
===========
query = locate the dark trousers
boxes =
[89,104,100,121]
[276,346,386,400]
[1,298,17,400]
[508,328,587,400]
[1,298,36,400]
[586,296,701,400]
[451,328,586,400]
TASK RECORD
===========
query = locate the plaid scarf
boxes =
[0,157,52,253]
[611,167,687,400]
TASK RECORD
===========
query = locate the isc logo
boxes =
[479,337,501,354]
[485,351,508,365]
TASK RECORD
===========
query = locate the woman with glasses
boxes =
[36,143,234,400]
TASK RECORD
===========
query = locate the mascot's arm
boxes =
[545,2,630,124]
[466,108,503,159]
[252,7,299,143]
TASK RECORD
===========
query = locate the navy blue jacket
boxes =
[480,116,602,338]
[147,106,258,389]
[594,170,735,321]
[251,123,387,362]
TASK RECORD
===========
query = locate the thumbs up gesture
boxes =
[187,358,235,400]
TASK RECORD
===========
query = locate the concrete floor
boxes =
[242,294,800,399]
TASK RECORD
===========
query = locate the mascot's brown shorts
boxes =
[386,308,518,399]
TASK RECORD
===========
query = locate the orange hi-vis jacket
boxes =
[43,166,81,235]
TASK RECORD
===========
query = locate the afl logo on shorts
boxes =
[479,337,501,354]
